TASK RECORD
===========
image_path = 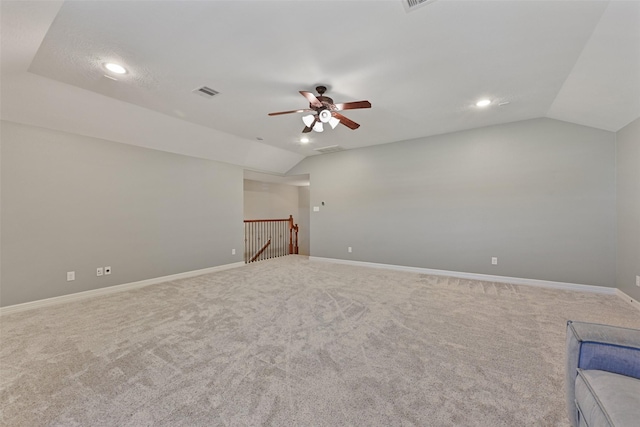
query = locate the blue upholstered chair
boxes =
[566,320,640,427]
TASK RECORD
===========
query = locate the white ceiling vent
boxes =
[314,145,345,154]
[402,0,438,13]
[193,86,219,98]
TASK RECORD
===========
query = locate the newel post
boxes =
[288,215,294,254]
[287,215,299,255]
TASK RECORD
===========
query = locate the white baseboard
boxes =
[5,258,633,316]
[616,289,640,313]
[309,257,618,295]
[0,262,245,316]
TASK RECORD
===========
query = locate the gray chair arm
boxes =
[566,320,640,427]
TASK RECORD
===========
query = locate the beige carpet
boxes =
[1,256,639,426]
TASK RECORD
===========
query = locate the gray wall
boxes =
[298,185,310,256]
[1,121,244,307]
[616,117,640,300]
[243,179,299,220]
[289,118,616,287]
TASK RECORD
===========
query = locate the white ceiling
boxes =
[2,0,639,175]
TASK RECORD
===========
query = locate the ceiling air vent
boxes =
[314,145,345,154]
[193,86,219,98]
[402,0,438,13]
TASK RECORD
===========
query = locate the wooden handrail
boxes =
[250,239,271,262]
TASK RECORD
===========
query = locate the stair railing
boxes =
[244,215,298,263]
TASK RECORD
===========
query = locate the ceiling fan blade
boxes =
[333,100,371,111]
[299,91,323,108]
[268,108,313,116]
[333,112,360,130]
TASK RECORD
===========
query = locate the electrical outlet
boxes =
[67,271,75,281]
[348,247,352,253]
[232,249,236,255]
[636,275,640,287]
[96,267,103,277]
[104,266,111,275]
[491,257,498,265]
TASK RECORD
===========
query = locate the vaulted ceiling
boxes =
[2,1,639,174]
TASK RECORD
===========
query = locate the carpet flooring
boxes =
[1,256,639,426]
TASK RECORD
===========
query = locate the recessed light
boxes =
[476,99,491,107]
[300,137,310,144]
[104,62,127,74]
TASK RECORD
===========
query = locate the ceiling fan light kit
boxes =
[318,109,332,123]
[302,114,315,127]
[328,116,340,129]
[269,85,371,134]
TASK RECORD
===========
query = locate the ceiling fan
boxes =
[268,86,371,133]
